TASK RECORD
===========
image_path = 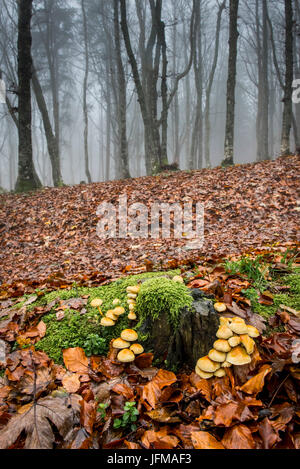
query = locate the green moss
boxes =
[243,271,300,319]
[31,270,180,363]
[136,277,193,329]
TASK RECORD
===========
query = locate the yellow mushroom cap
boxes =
[106,311,118,321]
[130,343,144,355]
[208,349,227,363]
[229,320,248,335]
[127,293,137,299]
[129,304,135,311]
[213,339,231,353]
[247,325,260,338]
[114,306,125,316]
[197,356,220,373]
[117,349,135,363]
[121,329,138,342]
[112,338,130,349]
[240,334,255,355]
[127,299,136,305]
[195,366,214,379]
[221,361,232,368]
[214,302,227,313]
[112,299,121,306]
[214,368,226,378]
[220,317,231,326]
[128,312,137,320]
[91,298,103,307]
[216,325,233,340]
[126,285,140,294]
[228,335,241,347]
[172,276,184,283]
[226,346,252,365]
[100,317,115,327]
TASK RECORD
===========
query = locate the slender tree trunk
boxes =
[81,0,92,183]
[15,0,41,192]
[281,0,293,155]
[204,1,225,168]
[32,67,62,186]
[222,0,240,166]
[113,0,130,179]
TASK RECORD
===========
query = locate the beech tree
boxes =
[15,0,41,192]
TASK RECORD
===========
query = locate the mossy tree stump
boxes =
[139,290,219,369]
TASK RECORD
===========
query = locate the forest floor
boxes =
[0,155,299,295]
[0,156,299,449]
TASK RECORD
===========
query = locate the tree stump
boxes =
[139,290,219,369]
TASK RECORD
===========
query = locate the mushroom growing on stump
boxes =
[130,343,144,355]
[195,316,260,379]
[113,338,130,349]
[121,329,138,343]
[117,349,135,363]
[214,302,227,313]
[90,298,103,308]
[100,317,115,327]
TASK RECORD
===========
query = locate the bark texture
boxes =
[15,0,41,192]
[281,0,293,156]
[139,290,219,369]
[223,0,240,167]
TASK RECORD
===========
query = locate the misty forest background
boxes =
[0,0,299,192]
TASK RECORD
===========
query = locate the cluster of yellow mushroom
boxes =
[195,316,260,380]
[126,285,140,321]
[113,329,144,363]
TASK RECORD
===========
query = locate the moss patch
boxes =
[31,270,180,363]
[136,277,193,329]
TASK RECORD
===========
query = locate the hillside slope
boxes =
[0,156,299,288]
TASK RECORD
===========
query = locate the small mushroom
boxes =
[127,293,137,299]
[117,349,135,363]
[240,334,255,355]
[197,356,220,373]
[214,302,227,313]
[112,299,121,306]
[247,325,260,338]
[100,317,115,327]
[126,285,140,294]
[195,366,214,379]
[228,318,248,335]
[221,361,232,368]
[226,346,252,365]
[127,299,136,305]
[113,306,125,316]
[90,298,103,308]
[128,312,137,320]
[208,349,227,363]
[130,343,144,355]
[106,311,118,321]
[228,335,241,347]
[220,317,231,326]
[214,368,226,378]
[172,275,184,284]
[112,338,130,349]
[121,329,138,342]
[216,325,233,340]
[129,304,135,311]
[213,339,231,353]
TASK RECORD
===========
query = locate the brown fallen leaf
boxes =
[238,365,272,395]
[222,424,256,449]
[191,431,224,449]
[62,373,81,393]
[63,347,89,374]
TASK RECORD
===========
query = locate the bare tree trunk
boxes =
[281,0,293,155]
[15,0,41,192]
[204,0,225,168]
[222,0,240,167]
[81,0,92,183]
[113,0,130,179]
[32,67,62,186]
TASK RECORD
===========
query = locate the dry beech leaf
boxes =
[238,364,272,395]
[191,431,225,449]
[63,347,88,374]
